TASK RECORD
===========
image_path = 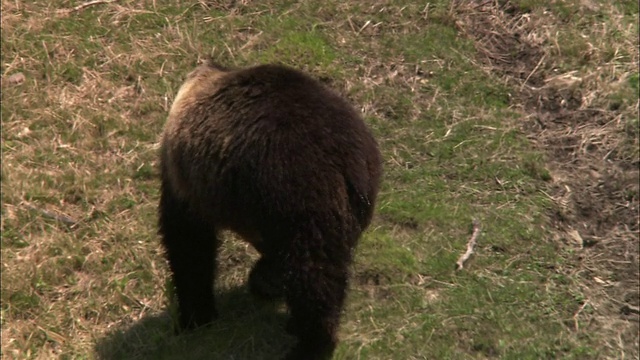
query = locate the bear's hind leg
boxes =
[159,186,218,331]
[283,219,355,360]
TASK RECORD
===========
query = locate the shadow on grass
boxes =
[95,285,294,360]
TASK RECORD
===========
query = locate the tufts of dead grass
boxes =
[452,0,548,86]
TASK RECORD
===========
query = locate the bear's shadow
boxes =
[95,284,294,360]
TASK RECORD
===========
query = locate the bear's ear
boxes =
[200,56,229,72]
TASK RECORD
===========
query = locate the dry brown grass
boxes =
[2,1,182,358]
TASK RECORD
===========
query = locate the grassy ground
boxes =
[1,0,637,359]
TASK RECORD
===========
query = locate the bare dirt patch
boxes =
[454,0,639,357]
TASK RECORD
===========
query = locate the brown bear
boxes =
[158,60,382,360]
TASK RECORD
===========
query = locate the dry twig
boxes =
[621,304,640,315]
[57,0,118,15]
[520,53,546,91]
[23,202,78,227]
[456,219,481,270]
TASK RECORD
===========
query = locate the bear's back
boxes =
[162,63,380,233]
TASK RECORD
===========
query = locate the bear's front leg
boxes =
[158,185,218,330]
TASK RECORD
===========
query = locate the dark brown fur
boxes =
[158,61,382,360]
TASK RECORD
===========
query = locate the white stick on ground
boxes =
[456,219,481,270]
[57,0,118,14]
[23,202,78,227]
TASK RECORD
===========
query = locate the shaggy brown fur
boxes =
[158,60,382,360]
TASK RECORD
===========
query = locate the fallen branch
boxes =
[57,0,117,15]
[23,202,78,227]
[456,219,481,270]
[520,53,546,91]
[621,303,640,315]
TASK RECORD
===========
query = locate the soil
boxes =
[453,0,639,357]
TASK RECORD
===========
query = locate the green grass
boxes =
[1,0,638,359]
